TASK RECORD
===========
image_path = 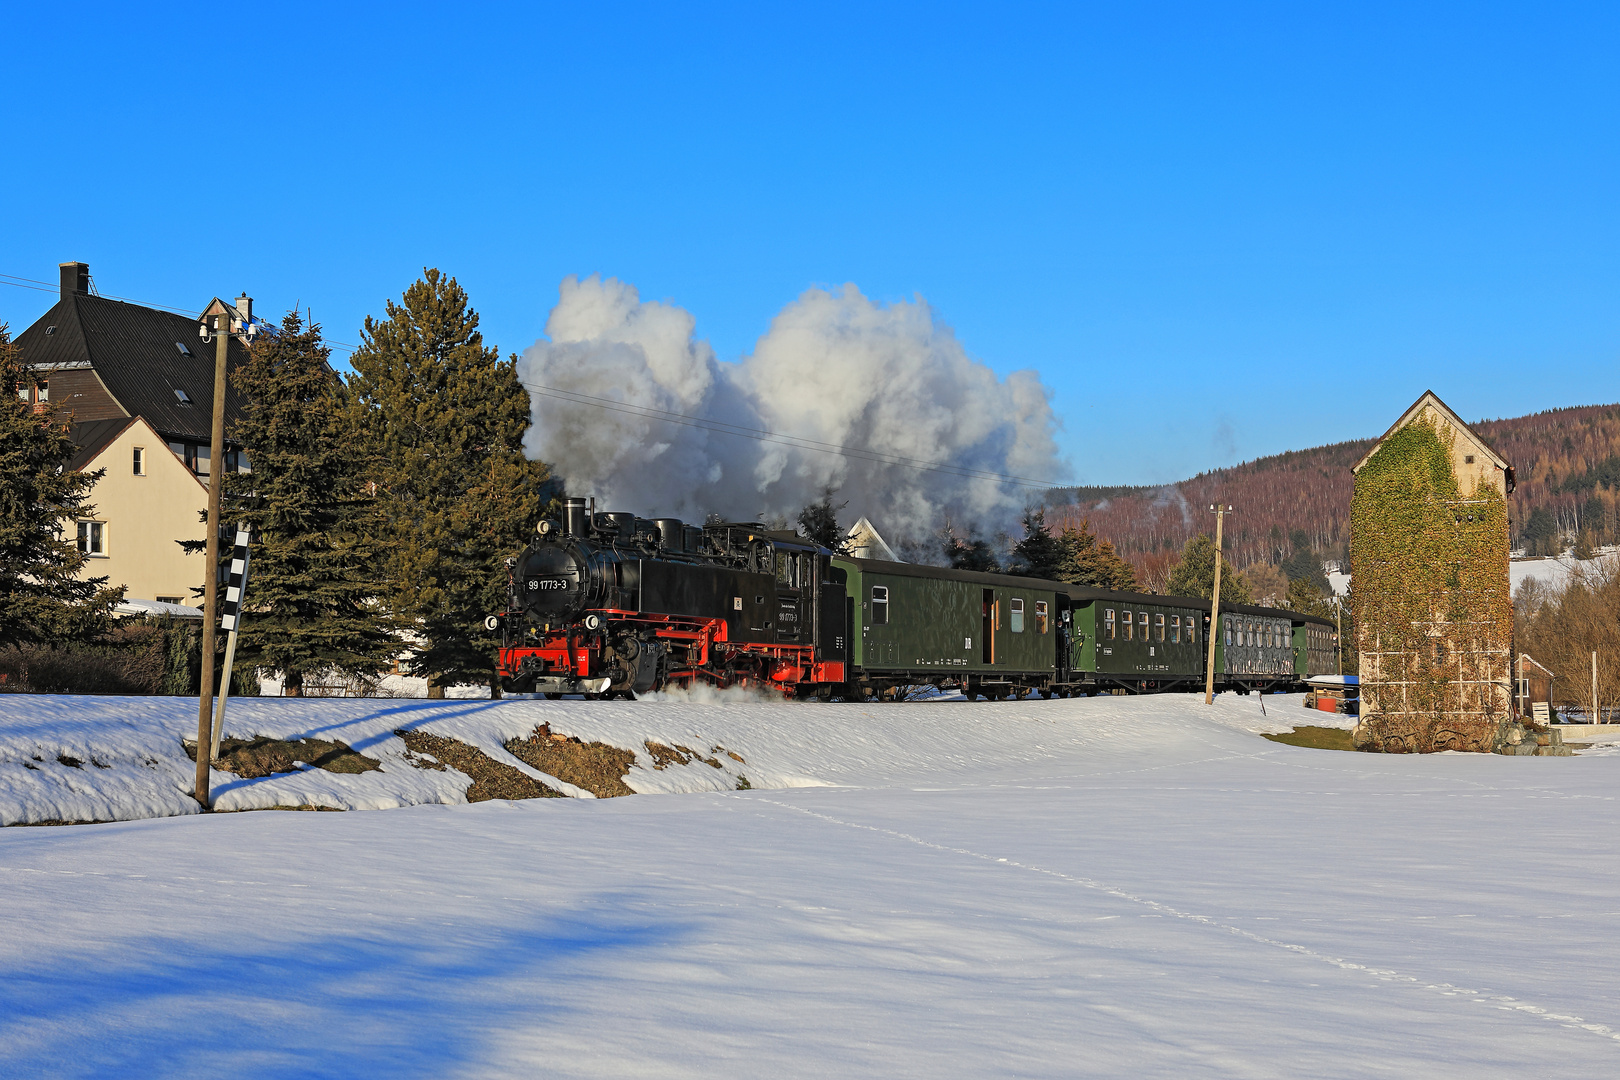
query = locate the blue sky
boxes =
[3,2,1616,486]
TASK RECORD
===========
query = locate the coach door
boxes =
[982,589,997,664]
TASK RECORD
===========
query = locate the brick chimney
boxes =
[59,262,89,300]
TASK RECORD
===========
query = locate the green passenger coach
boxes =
[831,556,1335,699]
[834,557,1065,700]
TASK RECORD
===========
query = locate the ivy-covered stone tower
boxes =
[1350,391,1515,753]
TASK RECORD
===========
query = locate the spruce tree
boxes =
[347,271,552,697]
[216,312,399,695]
[797,486,850,552]
[1011,508,1065,579]
[1056,520,1138,592]
[0,324,122,643]
[1165,533,1253,605]
[941,520,1001,573]
[1283,575,1333,619]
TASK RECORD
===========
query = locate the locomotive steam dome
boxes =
[516,540,585,619]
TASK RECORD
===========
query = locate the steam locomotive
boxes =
[495,497,849,697]
[493,497,1338,700]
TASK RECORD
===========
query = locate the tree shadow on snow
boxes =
[0,899,676,1079]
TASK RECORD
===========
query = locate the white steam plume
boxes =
[518,275,1066,540]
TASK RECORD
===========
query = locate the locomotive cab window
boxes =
[1010,598,1025,633]
[871,585,889,625]
[1105,609,1116,640]
[1035,600,1049,634]
[776,552,793,585]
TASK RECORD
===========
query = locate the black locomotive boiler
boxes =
[496,497,850,697]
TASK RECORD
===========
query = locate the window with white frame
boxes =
[871,585,889,625]
[77,521,106,556]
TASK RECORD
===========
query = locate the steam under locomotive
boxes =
[493,497,1339,700]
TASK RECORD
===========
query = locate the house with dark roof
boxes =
[13,263,255,604]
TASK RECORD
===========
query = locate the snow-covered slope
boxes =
[3,692,1620,1077]
[0,689,1333,824]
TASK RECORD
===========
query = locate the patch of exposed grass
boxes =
[188,736,380,778]
[394,729,563,801]
[505,724,637,798]
[1261,725,1356,751]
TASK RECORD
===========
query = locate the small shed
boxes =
[1516,654,1556,724]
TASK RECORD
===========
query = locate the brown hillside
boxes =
[1049,402,1620,585]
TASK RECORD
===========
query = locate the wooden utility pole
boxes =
[1335,595,1344,677]
[194,308,232,807]
[1595,650,1601,726]
[1203,505,1232,705]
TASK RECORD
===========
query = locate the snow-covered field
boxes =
[3,691,1619,1078]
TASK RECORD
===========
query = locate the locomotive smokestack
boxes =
[563,497,589,537]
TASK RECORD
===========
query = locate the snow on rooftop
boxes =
[112,598,203,619]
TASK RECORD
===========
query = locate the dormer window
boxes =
[175,341,193,357]
[174,388,194,406]
[44,325,56,336]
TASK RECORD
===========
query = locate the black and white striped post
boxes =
[210,526,253,760]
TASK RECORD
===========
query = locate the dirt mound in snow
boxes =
[505,723,637,798]
[187,736,381,778]
[394,729,564,802]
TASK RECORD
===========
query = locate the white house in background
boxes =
[845,517,898,561]
[14,261,259,606]
[67,415,207,605]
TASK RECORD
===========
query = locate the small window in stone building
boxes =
[1464,454,1475,464]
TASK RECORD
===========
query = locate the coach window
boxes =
[1035,600,1049,634]
[1139,613,1148,642]
[1122,610,1133,640]
[1188,617,1198,645]
[871,585,889,625]
[1010,598,1025,633]
[1105,609,1116,640]
[1170,615,1180,643]
[1223,618,1233,647]
[1155,613,1166,642]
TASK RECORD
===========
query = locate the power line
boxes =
[523,381,1060,490]
[5,271,1050,487]
[0,273,361,354]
